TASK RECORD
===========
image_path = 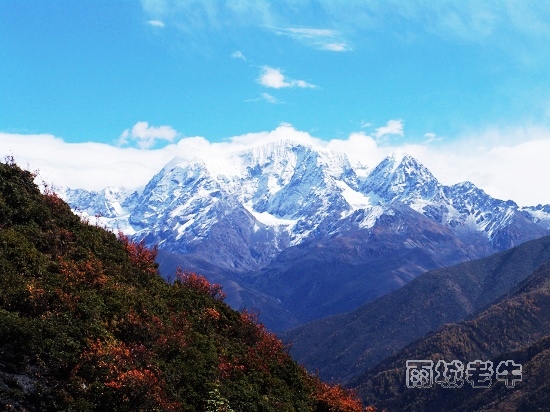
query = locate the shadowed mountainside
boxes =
[351,262,550,411]
[283,235,550,383]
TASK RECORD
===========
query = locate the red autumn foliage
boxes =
[75,339,180,411]
[239,310,288,373]
[175,267,226,301]
[118,232,158,276]
[122,308,188,351]
[218,355,246,380]
[203,307,221,322]
[43,191,69,213]
[314,381,364,412]
[58,255,108,289]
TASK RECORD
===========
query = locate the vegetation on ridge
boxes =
[0,159,364,411]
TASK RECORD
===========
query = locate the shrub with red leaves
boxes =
[175,267,226,301]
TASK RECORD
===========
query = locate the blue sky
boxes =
[2,1,550,205]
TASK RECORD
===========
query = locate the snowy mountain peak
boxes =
[59,186,132,218]
[162,157,209,175]
[235,139,351,178]
[244,139,311,161]
[382,153,435,179]
[360,152,441,203]
[385,152,412,171]
[451,181,482,193]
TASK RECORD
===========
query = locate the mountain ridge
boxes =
[59,139,550,330]
[60,140,550,251]
[283,234,550,384]
[350,260,550,411]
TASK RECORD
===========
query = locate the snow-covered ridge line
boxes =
[61,140,550,270]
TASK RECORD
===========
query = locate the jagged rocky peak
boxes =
[242,139,305,165]
[361,152,442,202]
[236,140,304,189]
[140,157,223,204]
[127,157,231,232]
[160,156,211,179]
[236,139,353,179]
[59,186,132,218]
[381,153,438,185]
[446,181,518,212]
[448,180,487,196]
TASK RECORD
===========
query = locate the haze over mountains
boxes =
[59,139,550,332]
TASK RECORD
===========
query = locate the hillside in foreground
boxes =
[0,159,364,411]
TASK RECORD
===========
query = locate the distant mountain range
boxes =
[59,139,550,331]
[283,235,550,383]
[349,249,550,411]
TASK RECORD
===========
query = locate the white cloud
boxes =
[410,127,550,206]
[322,42,350,52]
[257,66,316,89]
[2,124,550,206]
[271,26,352,51]
[147,20,165,28]
[326,132,380,166]
[0,132,178,191]
[278,27,336,38]
[118,121,179,149]
[374,119,404,139]
[245,93,279,104]
[261,93,278,103]
[230,50,246,60]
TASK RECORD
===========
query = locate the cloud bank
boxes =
[2,123,550,206]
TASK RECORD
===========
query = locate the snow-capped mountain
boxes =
[63,140,379,256]
[227,141,358,244]
[60,139,550,330]
[58,186,132,218]
[360,153,443,204]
